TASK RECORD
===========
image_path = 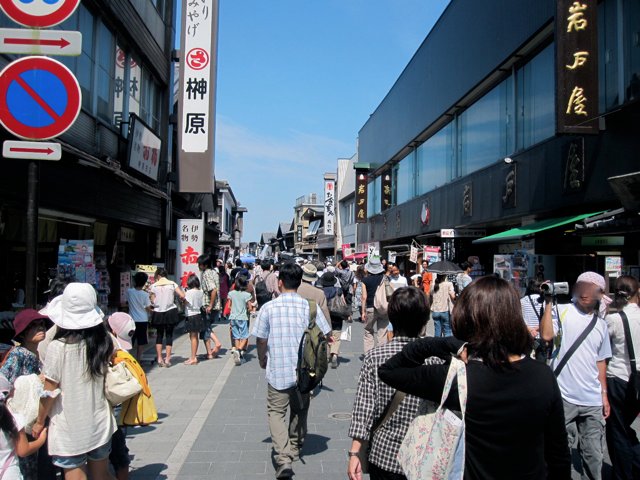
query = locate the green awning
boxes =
[472,211,605,244]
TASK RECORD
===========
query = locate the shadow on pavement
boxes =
[130,462,168,479]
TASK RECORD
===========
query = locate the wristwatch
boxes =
[347,451,359,457]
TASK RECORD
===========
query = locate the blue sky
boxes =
[212,0,451,242]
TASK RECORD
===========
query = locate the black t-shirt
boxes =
[362,273,384,309]
[379,337,570,480]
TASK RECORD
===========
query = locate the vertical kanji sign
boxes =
[556,0,598,134]
[178,0,219,192]
[355,169,368,224]
[381,172,392,211]
[324,180,335,236]
[176,218,204,288]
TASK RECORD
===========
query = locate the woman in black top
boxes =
[378,276,570,479]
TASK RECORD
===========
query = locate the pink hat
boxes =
[108,312,136,351]
[576,272,606,291]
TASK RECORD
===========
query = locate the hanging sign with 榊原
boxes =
[556,0,598,134]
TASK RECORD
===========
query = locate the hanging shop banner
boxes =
[423,246,442,264]
[556,0,598,134]
[381,172,392,211]
[178,0,219,192]
[355,169,368,224]
[388,251,397,263]
[127,115,162,181]
[324,180,335,236]
[176,218,204,288]
[409,246,419,264]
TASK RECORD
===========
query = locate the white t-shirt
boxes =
[389,275,408,290]
[456,273,472,291]
[606,303,640,382]
[150,282,178,312]
[0,412,23,479]
[551,303,612,406]
[127,288,151,323]
[43,340,117,456]
[185,289,204,317]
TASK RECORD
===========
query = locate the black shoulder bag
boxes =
[528,296,552,362]
[619,311,640,411]
[554,311,598,377]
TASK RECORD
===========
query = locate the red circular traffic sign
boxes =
[0,56,81,140]
[0,0,80,28]
[186,48,210,71]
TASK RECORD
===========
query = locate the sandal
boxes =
[164,357,171,367]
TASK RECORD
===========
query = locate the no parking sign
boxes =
[0,56,81,140]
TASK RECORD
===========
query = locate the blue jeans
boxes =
[432,311,452,337]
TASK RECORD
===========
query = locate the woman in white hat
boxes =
[31,283,117,480]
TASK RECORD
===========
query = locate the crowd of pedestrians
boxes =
[1,251,639,480]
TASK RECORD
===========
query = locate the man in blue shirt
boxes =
[252,263,331,479]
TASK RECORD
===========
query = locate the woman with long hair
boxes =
[430,273,455,337]
[605,275,640,479]
[379,276,570,479]
[32,283,117,480]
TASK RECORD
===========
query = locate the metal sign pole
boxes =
[25,160,39,307]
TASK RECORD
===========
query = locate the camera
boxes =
[540,281,570,296]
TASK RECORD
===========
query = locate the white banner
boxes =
[324,180,335,236]
[388,251,397,263]
[181,0,215,153]
[409,246,419,264]
[176,218,205,288]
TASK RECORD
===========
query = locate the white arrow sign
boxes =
[3,140,61,160]
[0,28,81,56]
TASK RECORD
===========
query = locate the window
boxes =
[76,5,95,112]
[307,220,321,236]
[394,152,415,205]
[623,0,640,102]
[417,122,455,194]
[516,43,555,150]
[341,199,355,225]
[96,20,115,123]
[129,58,142,118]
[599,0,620,111]
[459,78,512,176]
[140,69,161,131]
[367,177,381,217]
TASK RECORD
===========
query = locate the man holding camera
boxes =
[542,272,611,480]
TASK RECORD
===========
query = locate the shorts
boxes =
[151,308,179,326]
[199,310,220,340]
[109,428,130,470]
[133,322,148,346]
[230,319,249,340]
[52,441,111,469]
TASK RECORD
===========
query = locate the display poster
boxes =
[176,219,205,288]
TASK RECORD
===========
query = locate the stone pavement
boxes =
[126,319,368,480]
[123,316,627,480]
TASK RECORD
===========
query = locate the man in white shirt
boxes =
[456,261,473,293]
[546,272,611,480]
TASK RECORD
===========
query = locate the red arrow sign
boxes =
[10,146,55,155]
[4,37,70,49]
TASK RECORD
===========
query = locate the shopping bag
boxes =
[340,325,352,342]
[397,357,467,480]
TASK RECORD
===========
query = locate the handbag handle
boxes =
[439,357,467,417]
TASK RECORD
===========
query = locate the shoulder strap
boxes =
[528,296,542,321]
[620,311,637,376]
[554,312,599,377]
[0,347,15,368]
[307,299,317,326]
[371,391,406,436]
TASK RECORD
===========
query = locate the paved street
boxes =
[125,318,625,480]
[127,319,365,480]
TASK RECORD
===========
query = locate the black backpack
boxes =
[296,300,329,394]
[255,273,273,308]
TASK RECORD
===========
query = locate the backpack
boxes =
[373,276,394,315]
[296,300,329,394]
[328,292,350,319]
[339,271,354,303]
[113,350,158,426]
[255,273,273,308]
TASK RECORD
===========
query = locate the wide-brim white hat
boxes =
[41,283,104,330]
[365,257,384,275]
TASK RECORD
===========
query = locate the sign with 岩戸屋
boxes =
[355,170,368,224]
[556,0,599,134]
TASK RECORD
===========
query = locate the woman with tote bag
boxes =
[379,276,570,479]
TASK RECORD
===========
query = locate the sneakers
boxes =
[275,464,294,479]
[233,349,241,366]
[330,354,338,369]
